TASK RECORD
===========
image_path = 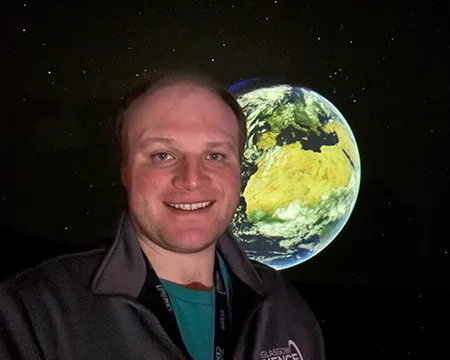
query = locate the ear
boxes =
[121,166,129,189]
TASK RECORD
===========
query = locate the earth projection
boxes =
[228,78,361,270]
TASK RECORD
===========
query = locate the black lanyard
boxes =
[138,252,230,360]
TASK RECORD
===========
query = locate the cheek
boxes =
[133,168,163,193]
[220,171,241,194]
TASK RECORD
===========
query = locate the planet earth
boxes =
[227,78,361,270]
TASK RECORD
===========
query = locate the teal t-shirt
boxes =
[159,254,231,360]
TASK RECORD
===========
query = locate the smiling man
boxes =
[0,72,325,360]
[121,80,242,291]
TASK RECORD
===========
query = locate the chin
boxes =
[168,241,216,254]
[165,231,219,254]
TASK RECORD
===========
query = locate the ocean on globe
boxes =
[228,78,361,270]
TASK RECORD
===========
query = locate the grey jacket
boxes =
[0,212,325,360]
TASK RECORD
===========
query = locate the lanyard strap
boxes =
[138,252,229,360]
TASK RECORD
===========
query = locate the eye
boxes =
[152,152,173,162]
[207,153,224,161]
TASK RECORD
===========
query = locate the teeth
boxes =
[168,201,211,211]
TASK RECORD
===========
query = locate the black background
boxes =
[1,0,449,358]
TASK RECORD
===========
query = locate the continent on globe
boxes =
[228,78,361,270]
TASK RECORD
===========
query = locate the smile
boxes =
[166,201,212,211]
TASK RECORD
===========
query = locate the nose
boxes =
[172,157,207,191]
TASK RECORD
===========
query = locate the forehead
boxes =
[128,81,232,119]
[124,81,239,144]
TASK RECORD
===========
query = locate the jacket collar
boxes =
[217,228,267,296]
[89,210,268,298]
[89,212,146,297]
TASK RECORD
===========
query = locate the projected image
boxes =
[229,78,361,270]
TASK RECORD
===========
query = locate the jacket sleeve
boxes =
[0,282,44,360]
[285,280,326,360]
[254,260,326,360]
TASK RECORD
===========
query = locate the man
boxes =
[0,72,325,359]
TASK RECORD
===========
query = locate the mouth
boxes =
[164,201,215,212]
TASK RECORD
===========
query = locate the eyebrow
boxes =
[138,136,236,150]
[138,136,175,146]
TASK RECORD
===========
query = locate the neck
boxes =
[139,239,217,290]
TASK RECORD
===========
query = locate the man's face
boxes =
[122,82,241,254]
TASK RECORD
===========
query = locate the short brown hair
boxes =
[115,71,248,166]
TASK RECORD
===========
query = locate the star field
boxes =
[0,0,449,357]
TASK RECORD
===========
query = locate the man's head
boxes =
[116,72,247,168]
[115,72,247,254]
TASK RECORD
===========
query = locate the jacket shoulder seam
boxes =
[4,248,106,284]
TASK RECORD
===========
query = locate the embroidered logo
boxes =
[260,339,305,360]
